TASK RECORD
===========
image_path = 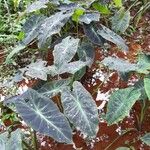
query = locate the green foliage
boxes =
[144,78,150,100]
[0,129,22,150]
[106,87,141,125]
[113,0,122,7]
[61,81,99,138]
[140,133,150,146]
[72,8,85,22]
[1,0,150,148]
[92,2,110,14]
[111,8,130,33]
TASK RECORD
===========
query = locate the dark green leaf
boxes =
[7,89,73,143]
[102,56,137,72]
[53,36,80,66]
[61,81,99,138]
[83,23,105,45]
[38,11,73,48]
[97,24,128,51]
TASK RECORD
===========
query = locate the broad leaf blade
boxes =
[22,15,46,46]
[83,23,105,45]
[97,24,128,51]
[61,81,99,138]
[144,78,150,100]
[137,54,150,74]
[53,36,80,66]
[106,87,141,125]
[20,59,49,81]
[0,129,22,150]
[38,79,70,98]
[78,40,95,67]
[140,133,150,146]
[58,61,88,74]
[38,11,73,48]
[8,89,73,143]
[111,8,130,33]
[102,56,137,72]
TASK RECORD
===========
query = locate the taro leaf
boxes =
[38,11,73,48]
[77,41,95,67]
[61,81,99,138]
[106,87,141,125]
[111,8,130,33]
[116,147,130,150]
[97,24,128,51]
[136,54,150,74]
[22,15,46,46]
[38,79,70,98]
[6,88,73,144]
[102,56,137,72]
[0,129,22,150]
[26,0,49,13]
[47,61,87,76]
[83,23,105,45]
[134,80,147,101]
[140,133,150,146]
[79,12,100,24]
[144,78,150,100]
[19,59,49,81]
[58,61,88,74]
[5,44,26,63]
[73,67,86,81]
[53,36,80,66]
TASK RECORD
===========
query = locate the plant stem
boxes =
[32,130,38,150]
[138,100,149,131]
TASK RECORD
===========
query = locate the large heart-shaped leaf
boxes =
[38,79,70,98]
[0,129,22,150]
[83,23,105,45]
[144,78,150,100]
[61,81,99,138]
[6,89,73,144]
[102,56,138,72]
[53,36,80,66]
[140,133,150,146]
[111,8,130,33]
[97,24,128,51]
[136,54,150,74]
[22,15,46,46]
[106,87,141,125]
[20,59,49,81]
[79,12,100,24]
[38,11,73,48]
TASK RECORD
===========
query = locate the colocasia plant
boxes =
[1,0,150,149]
